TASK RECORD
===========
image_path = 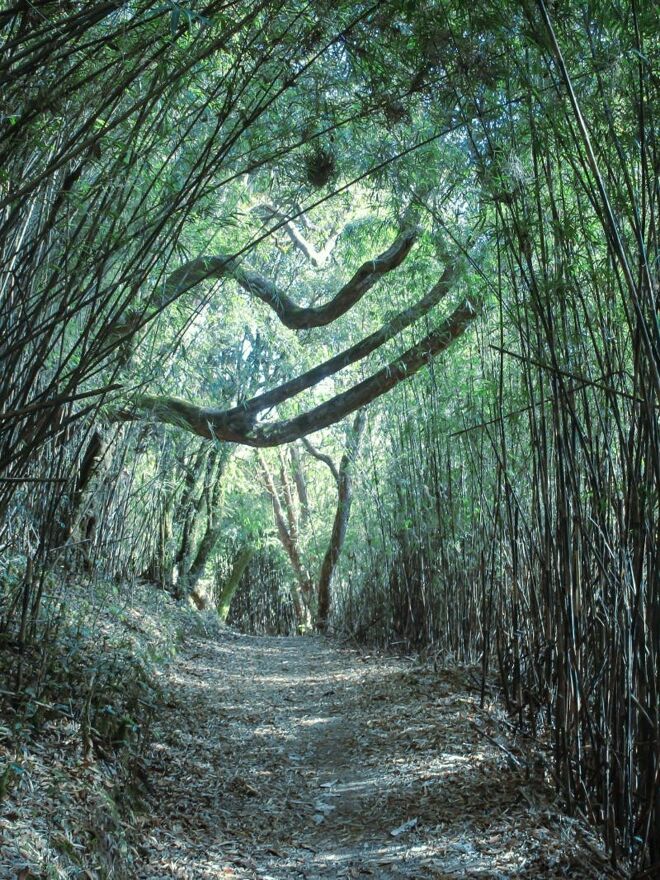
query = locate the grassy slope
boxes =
[0,578,224,880]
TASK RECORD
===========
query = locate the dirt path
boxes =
[137,631,617,879]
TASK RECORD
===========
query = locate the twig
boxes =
[470,719,523,768]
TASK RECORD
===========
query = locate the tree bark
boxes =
[315,411,366,630]
[290,445,310,527]
[141,490,176,586]
[120,296,480,447]
[258,451,313,627]
[105,222,418,352]
[223,257,461,426]
[216,546,255,620]
[175,445,230,599]
[172,443,210,582]
[56,429,106,548]
[184,522,222,598]
[253,203,345,267]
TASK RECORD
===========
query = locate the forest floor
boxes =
[135,629,621,880]
[1,585,628,880]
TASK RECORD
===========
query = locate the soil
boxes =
[136,631,620,879]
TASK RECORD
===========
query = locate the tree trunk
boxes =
[176,445,230,600]
[141,487,176,585]
[56,429,106,551]
[258,451,313,627]
[290,445,310,527]
[216,546,255,619]
[183,523,222,600]
[172,443,211,582]
[316,410,366,630]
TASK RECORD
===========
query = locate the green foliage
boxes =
[1,0,657,867]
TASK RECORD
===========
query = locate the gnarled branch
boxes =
[301,438,340,483]
[107,222,418,349]
[115,296,481,447]
[162,226,417,330]
[220,256,461,425]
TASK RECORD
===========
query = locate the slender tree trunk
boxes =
[172,443,211,583]
[216,546,255,619]
[316,410,366,630]
[176,445,230,601]
[290,445,310,527]
[258,451,312,627]
[141,486,176,585]
[185,522,222,600]
[54,429,106,552]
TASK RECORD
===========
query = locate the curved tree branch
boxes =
[107,222,419,350]
[220,256,461,424]
[115,296,481,447]
[163,226,418,330]
[301,438,340,483]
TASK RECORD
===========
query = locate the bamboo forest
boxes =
[0,1,657,877]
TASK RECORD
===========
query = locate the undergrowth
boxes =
[0,572,224,879]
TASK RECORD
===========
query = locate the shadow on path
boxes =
[138,632,617,879]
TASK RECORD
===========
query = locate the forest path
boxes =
[137,631,614,879]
